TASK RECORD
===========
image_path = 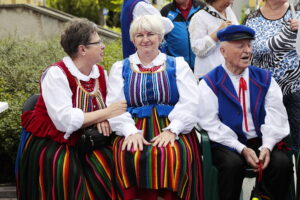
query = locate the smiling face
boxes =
[220,39,252,74]
[133,29,161,56]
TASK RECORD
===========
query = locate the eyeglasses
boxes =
[84,40,103,46]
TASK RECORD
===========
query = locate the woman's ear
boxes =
[78,44,86,56]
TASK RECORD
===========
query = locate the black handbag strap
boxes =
[203,5,227,21]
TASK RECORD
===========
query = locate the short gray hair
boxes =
[129,15,165,42]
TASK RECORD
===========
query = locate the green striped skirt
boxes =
[17,132,115,200]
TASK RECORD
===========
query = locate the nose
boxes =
[244,44,252,53]
[141,35,151,42]
[101,43,105,49]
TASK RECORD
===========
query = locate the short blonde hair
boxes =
[129,15,165,43]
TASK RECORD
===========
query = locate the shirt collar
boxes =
[129,52,166,68]
[62,56,100,81]
[223,64,249,81]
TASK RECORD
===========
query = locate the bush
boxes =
[0,37,122,183]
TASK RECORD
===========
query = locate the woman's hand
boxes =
[122,133,151,152]
[217,20,232,31]
[96,120,112,136]
[210,21,232,41]
[289,19,299,32]
[151,130,176,147]
[106,101,127,119]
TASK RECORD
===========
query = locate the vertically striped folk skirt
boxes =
[113,109,203,200]
[16,129,115,200]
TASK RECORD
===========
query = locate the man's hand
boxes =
[259,147,271,170]
[151,130,176,147]
[242,147,259,169]
[121,133,151,152]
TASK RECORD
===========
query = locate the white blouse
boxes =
[189,5,238,79]
[198,65,289,154]
[41,56,107,139]
[133,1,174,34]
[106,52,199,138]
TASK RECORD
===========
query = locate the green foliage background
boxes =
[0,37,122,182]
[47,0,122,26]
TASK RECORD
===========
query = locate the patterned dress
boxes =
[244,7,300,95]
[110,55,203,200]
[16,60,115,200]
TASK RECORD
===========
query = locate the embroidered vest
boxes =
[203,65,271,145]
[21,61,106,145]
[122,56,179,118]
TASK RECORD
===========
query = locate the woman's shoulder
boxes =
[192,8,211,19]
[243,9,261,24]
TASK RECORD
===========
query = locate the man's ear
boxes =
[220,45,225,57]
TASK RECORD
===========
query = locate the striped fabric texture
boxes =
[17,65,115,199]
[113,108,203,200]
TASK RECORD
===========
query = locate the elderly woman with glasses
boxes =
[16,18,127,199]
[107,15,203,200]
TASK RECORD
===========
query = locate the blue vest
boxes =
[161,1,202,69]
[203,65,271,145]
[120,0,145,59]
[122,56,179,118]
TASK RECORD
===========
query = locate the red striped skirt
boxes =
[113,109,203,200]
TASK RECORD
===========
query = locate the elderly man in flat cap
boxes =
[198,25,293,200]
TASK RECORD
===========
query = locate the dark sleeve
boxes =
[160,4,171,17]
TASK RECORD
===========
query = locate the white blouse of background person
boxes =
[189,4,238,79]
[133,1,174,34]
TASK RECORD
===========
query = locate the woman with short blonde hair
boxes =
[107,15,203,200]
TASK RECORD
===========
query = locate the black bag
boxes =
[77,126,112,154]
[250,164,273,200]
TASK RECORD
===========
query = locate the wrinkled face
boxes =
[84,32,105,63]
[221,39,253,71]
[133,29,161,55]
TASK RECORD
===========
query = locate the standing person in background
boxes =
[244,0,300,149]
[121,0,174,58]
[189,0,238,79]
[160,0,205,70]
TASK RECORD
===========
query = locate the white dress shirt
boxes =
[41,56,107,139]
[189,5,238,79]
[198,65,289,154]
[106,52,199,138]
[133,1,174,34]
